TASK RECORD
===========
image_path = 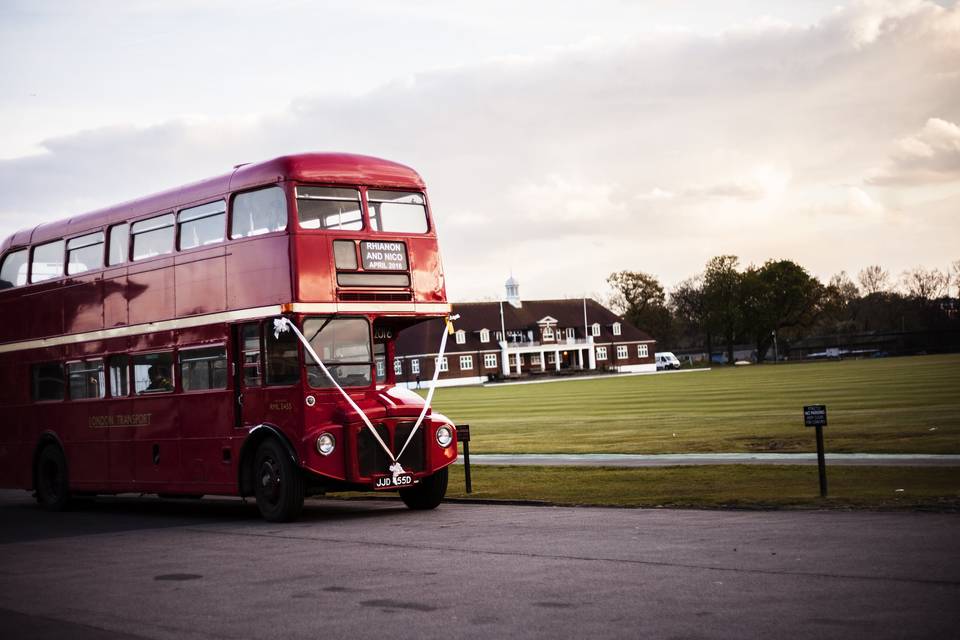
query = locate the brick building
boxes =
[392,277,656,387]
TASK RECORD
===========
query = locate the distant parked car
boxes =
[656,352,681,370]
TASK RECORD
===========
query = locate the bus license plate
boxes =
[373,474,416,490]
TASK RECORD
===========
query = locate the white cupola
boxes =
[505,274,521,308]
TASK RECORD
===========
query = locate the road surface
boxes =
[1,490,958,639]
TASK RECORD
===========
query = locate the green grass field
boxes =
[443,464,960,510]
[428,354,960,454]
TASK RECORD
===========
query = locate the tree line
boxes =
[607,258,960,363]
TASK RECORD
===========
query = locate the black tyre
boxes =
[35,444,71,511]
[399,467,448,510]
[253,439,304,522]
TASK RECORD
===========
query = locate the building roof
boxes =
[396,298,654,355]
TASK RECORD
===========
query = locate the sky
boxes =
[1,0,958,302]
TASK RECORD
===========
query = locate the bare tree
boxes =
[901,267,949,300]
[951,259,960,297]
[858,265,890,295]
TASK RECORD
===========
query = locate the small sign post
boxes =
[457,424,472,494]
[803,405,828,497]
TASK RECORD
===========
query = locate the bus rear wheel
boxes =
[253,439,304,522]
[35,444,71,511]
[399,467,448,510]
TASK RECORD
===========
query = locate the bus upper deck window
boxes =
[131,214,175,261]
[179,201,226,250]
[30,239,65,283]
[231,187,287,239]
[108,223,129,266]
[0,248,28,289]
[67,232,105,275]
[367,190,429,234]
[296,187,363,231]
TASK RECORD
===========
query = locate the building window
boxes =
[437,357,448,373]
[638,344,649,358]
[617,345,628,359]
[542,326,554,342]
[613,322,622,336]
[591,323,600,337]
[596,347,607,360]
[495,331,503,341]
[459,355,473,370]
[411,359,420,374]
[480,328,490,343]
[394,359,403,375]
[531,354,541,366]
[484,353,497,369]
[455,330,466,345]
[547,352,556,364]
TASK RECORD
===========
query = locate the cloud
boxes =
[867,117,960,185]
[0,1,958,299]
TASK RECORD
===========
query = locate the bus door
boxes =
[233,323,267,429]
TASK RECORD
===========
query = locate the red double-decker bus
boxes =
[0,153,459,521]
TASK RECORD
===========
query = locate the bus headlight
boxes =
[436,426,453,448]
[316,433,336,456]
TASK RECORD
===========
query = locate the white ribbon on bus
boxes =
[272,314,459,482]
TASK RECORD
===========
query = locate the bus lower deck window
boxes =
[132,352,174,393]
[32,362,65,401]
[180,347,228,391]
[68,360,105,400]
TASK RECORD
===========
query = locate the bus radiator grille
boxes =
[356,423,426,477]
[394,423,426,473]
[357,424,392,477]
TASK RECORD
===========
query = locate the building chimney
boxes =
[505,274,521,308]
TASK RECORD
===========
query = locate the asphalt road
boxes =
[1,490,958,639]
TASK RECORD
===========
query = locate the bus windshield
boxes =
[303,317,372,388]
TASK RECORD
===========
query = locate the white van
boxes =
[655,352,681,371]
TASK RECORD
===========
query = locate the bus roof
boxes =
[2,153,426,250]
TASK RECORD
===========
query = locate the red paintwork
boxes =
[0,153,456,498]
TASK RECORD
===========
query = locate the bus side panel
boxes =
[128,258,176,326]
[175,247,227,317]
[62,273,105,335]
[23,282,65,340]
[407,237,446,304]
[103,269,129,328]
[179,389,235,487]
[291,235,334,302]
[131,393,181,489]
[226,236,292,309]
[62,398,111,489]
[0,355,24,488]
[0,290,27,342]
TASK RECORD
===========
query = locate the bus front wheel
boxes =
[399,467,448,510]
[35,444,71,511]
[253,439,304,522]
